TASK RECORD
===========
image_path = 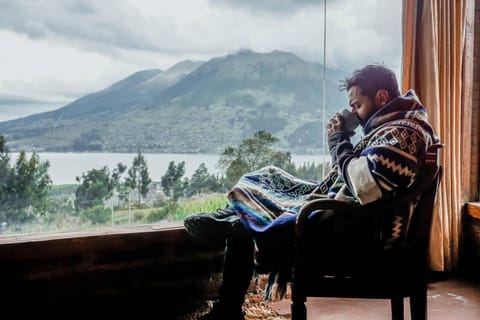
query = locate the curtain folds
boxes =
[401,0,474,271]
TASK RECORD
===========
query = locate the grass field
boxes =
[109,193,229,224]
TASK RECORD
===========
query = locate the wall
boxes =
[0,223,225,317]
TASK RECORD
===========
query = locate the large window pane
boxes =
[0,0,401,236]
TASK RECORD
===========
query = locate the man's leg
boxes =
[199,227,254,320]
[184,206,253,319]
[184,205,245,240]
[219,232,255,308]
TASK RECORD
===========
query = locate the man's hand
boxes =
[327,112,344,137]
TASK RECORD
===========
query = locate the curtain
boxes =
[401,0,475,271]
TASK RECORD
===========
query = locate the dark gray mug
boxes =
[339,108,360,131]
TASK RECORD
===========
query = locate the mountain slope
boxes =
[0,50,349,154]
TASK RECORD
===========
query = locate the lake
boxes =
[10,152,329,185]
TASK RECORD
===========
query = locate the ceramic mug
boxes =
[339,108,360,131]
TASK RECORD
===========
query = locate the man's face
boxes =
[347,85,381,126]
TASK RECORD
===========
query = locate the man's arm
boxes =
[337,122,431,205]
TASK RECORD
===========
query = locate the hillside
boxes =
[0,50,349,154]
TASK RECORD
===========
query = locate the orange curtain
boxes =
[402,0,475,271]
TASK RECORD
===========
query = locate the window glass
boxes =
[0,0,402,236]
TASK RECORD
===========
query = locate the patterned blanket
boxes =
[228,166,337,232]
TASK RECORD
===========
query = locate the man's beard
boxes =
[362,103,383,126]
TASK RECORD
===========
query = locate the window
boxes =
[0,0,402,237]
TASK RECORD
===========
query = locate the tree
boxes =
[160,161,186,217]
[111,162,127,186]
[217,130,295,188]
[293,161,330,182]
[112,162,129,207]
[71,131,103,151]
[125,152,152,206]
[161,161,185,200]
[74,163,126,225]
[0,136,52,224]
[185,163,223,197]
[75,166,117,211]
[0,136,11,200]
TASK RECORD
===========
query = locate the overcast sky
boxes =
[0,0,402,115]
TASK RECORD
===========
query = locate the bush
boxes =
[81,205,111,224]
[133,211,144,222]
[146,207,169,223]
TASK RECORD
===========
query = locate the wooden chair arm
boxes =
[295,199,372,243]
[296,199,359,230]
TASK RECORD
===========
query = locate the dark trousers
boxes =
[218,232,255,307]
[217,210,337,306]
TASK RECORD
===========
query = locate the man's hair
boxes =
[339,64,401,101]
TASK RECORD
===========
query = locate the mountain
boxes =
[0,50,349,154]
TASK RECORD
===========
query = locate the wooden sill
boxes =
[0,221,185,244]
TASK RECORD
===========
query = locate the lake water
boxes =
[10,152,329,185]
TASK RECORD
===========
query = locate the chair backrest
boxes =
[403,143,443,272]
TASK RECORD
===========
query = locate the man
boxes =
[184,64,437,320]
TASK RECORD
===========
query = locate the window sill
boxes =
[0,221,185,244]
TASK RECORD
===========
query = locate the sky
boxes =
[0,0,402,121]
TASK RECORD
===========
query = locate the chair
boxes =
[290,143,444,320]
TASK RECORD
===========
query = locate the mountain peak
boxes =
[186,48,318,82]
[109,69,162,91]
[167,60,204,73]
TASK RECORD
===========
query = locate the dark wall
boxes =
[0,223,225,317]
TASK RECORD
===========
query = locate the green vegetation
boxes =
[75,164,125,212]
[0,131,330,235]
[0,136,52,226]
[125,151,151,205]
[218,130,296,188]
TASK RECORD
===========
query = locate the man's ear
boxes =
[375,89,390,107]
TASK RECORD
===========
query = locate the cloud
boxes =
[0,1,166,52]
[323,1,403,71]
[0,0,402,104]
[0,0,401,64]
[207,0,322,14]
